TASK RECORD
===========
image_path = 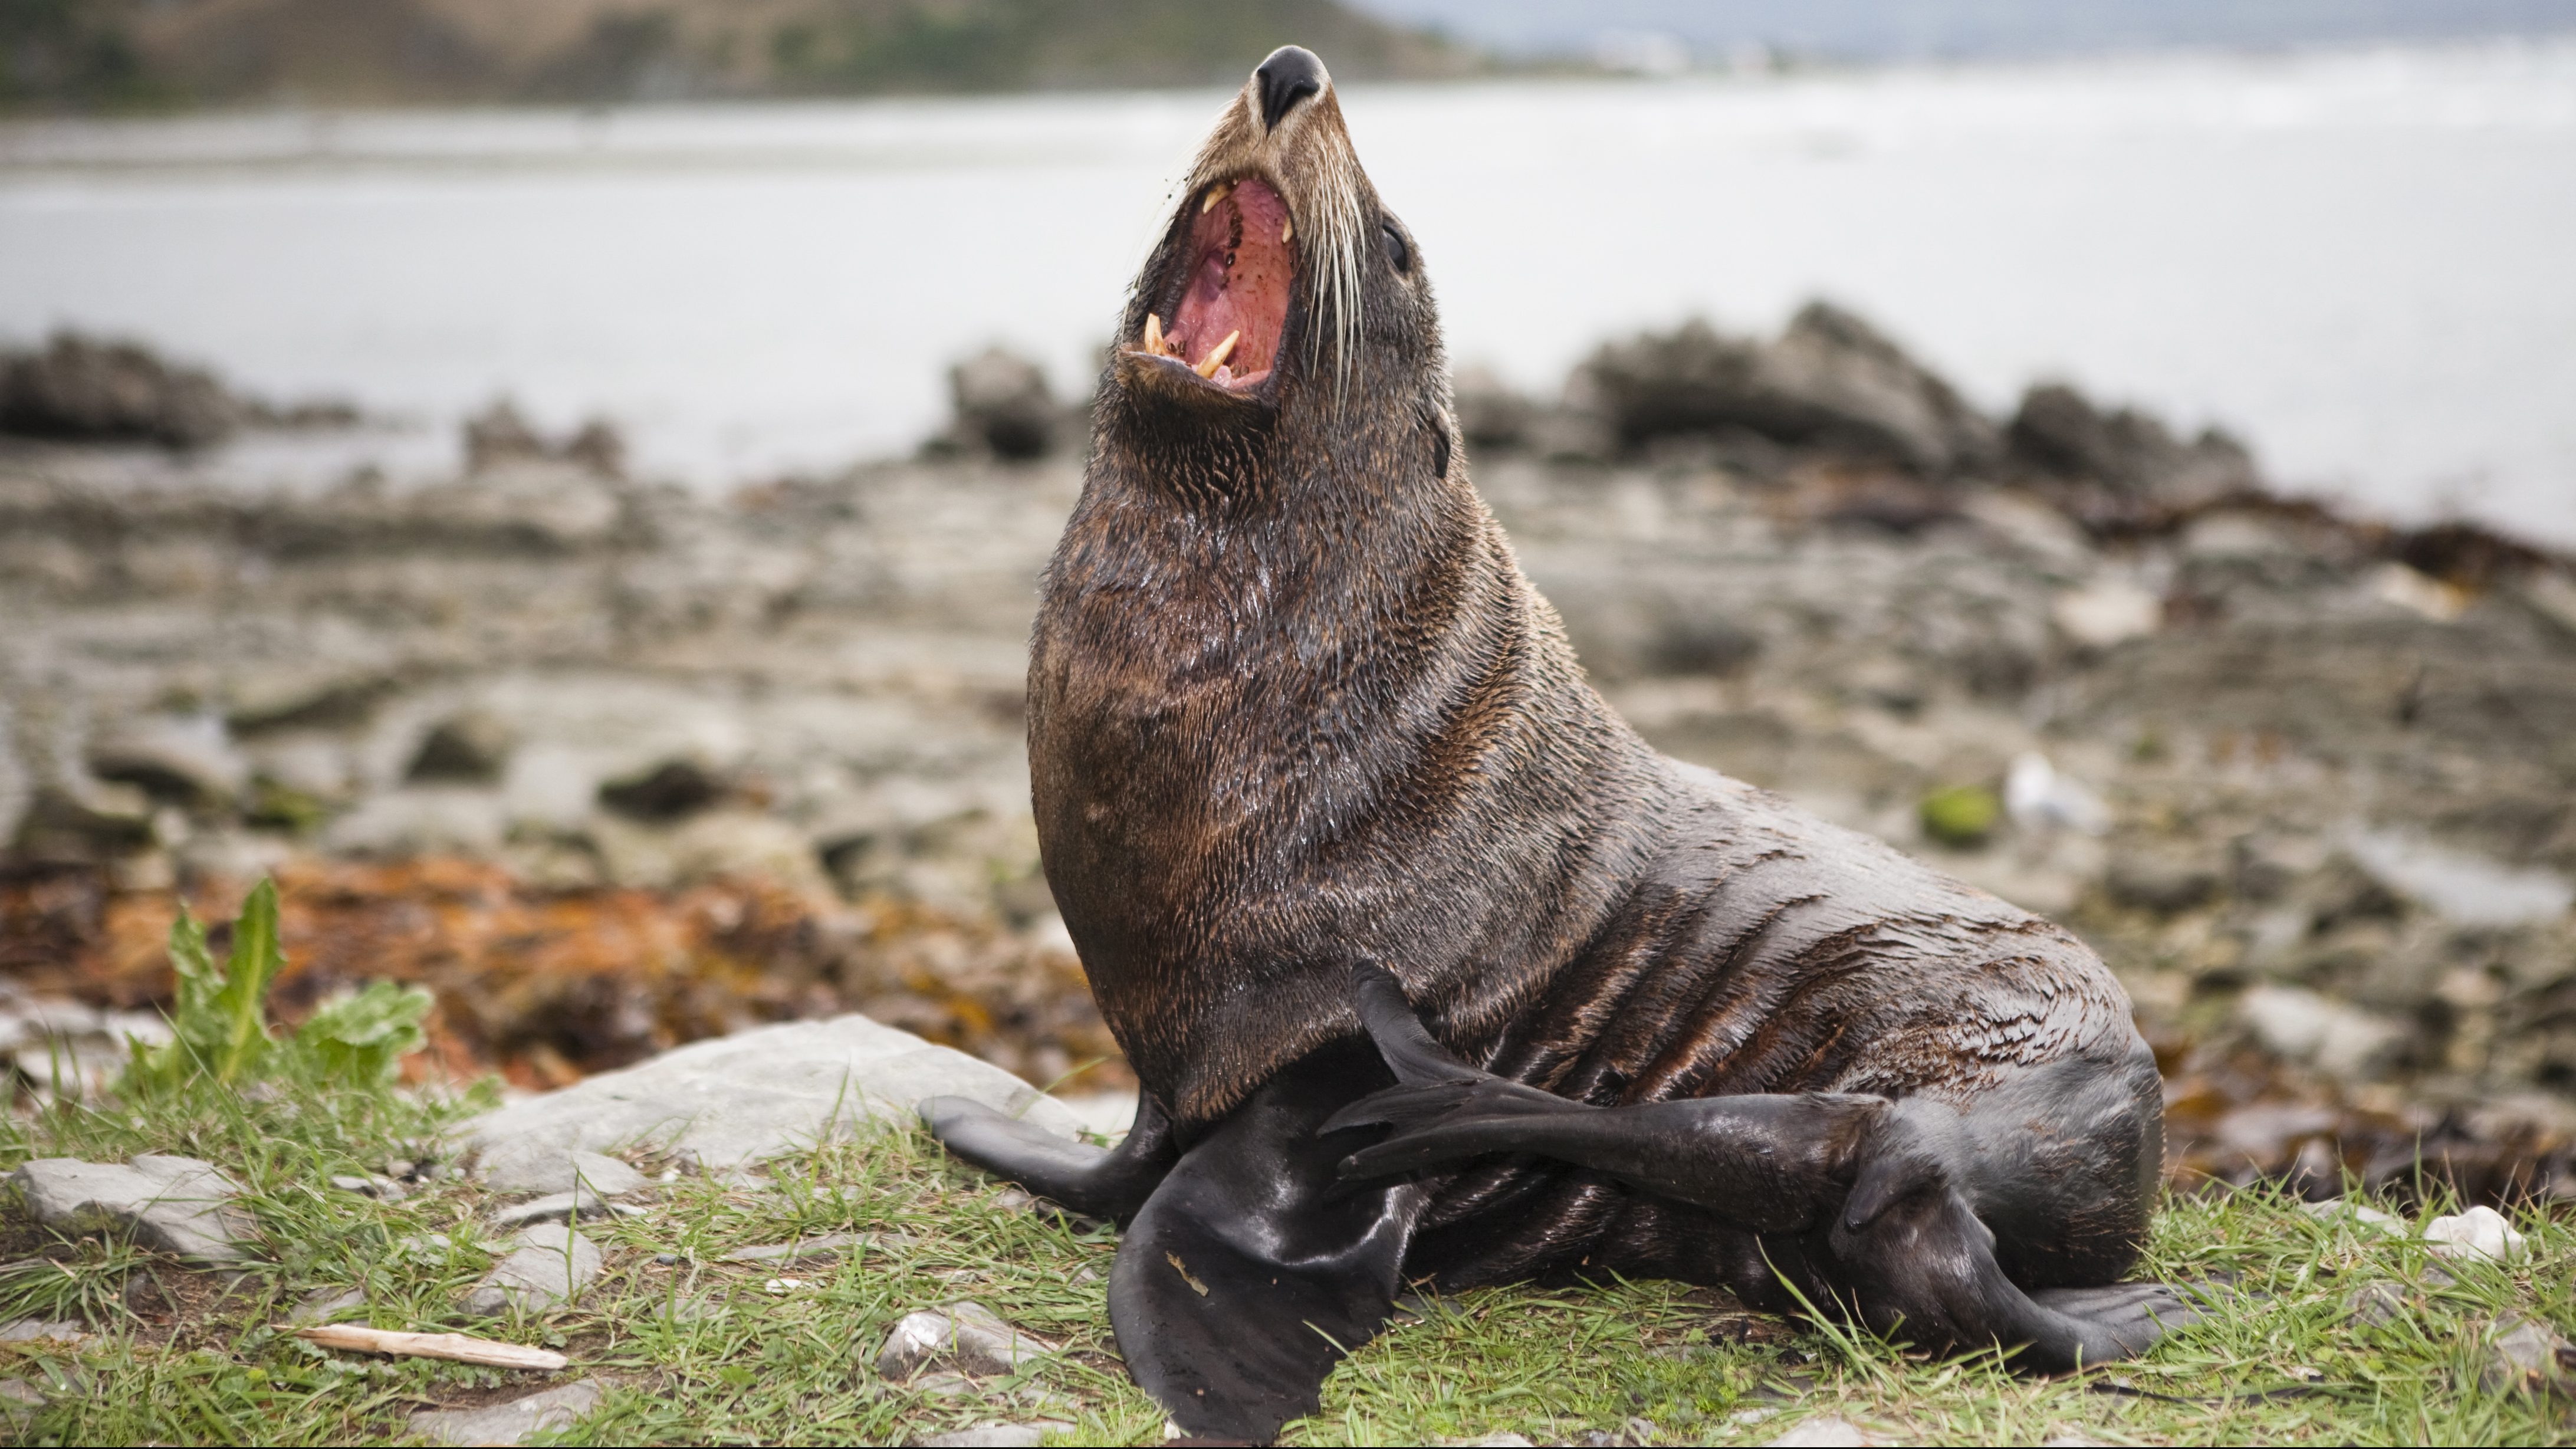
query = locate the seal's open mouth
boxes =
[1132,176,1294,393]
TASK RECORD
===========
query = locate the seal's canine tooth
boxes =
[1202,182,1230,213]
[921,41,2191,1445]
[1194,331,1240,377]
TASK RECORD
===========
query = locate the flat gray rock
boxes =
[0,1320,88,1345]
[409,1379,605,1447]
[9,1155,254,1265]
[913,1426,1049,1448]
[487,1187,621,1230]
[479,1146,646,1198]
[290,1286,367,1325]
[453,1014,1079,1171]
[2483,1316,2576,1394]
[720,1231,870,1266]
[876,1302,1054,1381]
[464,1224,603,1317]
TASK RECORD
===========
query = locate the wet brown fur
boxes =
[1030,57,2161,1297]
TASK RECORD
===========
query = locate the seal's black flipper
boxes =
[1349,962,1477,1085]
[920,1091,1179,1224]
[1110,1040,1425,1443]
[2027,1283,2204,1354]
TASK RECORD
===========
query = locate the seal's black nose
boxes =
[1255,46,1326,130]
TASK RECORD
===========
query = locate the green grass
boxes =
[4,1076,2572,1446]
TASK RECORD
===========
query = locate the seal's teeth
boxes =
[1194,331,1240,378]
[1142,313,1164,355]
[1201,183,1230,215]
[1281,218,1293,245]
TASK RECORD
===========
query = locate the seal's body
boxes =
[925,46,2189,1443]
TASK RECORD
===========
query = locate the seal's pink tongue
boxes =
[1164,177,1292,389]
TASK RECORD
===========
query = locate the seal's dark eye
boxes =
[1382,219,1411,274]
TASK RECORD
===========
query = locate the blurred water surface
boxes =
[2,40,2571,541]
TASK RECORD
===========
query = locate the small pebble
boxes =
[2426,1205,2527,1264]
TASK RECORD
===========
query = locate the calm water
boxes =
[2,42,2571,543]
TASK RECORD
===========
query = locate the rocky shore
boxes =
[5,311,2574,1202]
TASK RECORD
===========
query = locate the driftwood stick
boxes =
[289,1324,569,1371]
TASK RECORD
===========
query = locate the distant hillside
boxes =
[0,0,1478,112]
[1355,0,2576,62]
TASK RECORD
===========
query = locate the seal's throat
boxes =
[1133,177,1294,392]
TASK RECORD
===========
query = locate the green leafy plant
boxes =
[297,980,434,1086]
[121,876,432,1096]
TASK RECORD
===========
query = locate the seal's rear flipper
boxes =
[2026,1282,2205,1358]
[1111,1040,1424,1442]
[920,1092,1179,1224]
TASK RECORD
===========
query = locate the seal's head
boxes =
[1104,45,1439,461]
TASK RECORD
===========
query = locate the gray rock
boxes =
[1455,1436,1537,1448]
[2426,1205,2528,1264]
[409,1379,606,1447]
[328,1173,408,1204]
[2482,1317,2576,1395]
[0,1376,44,1407]
[875,1302,1054,1381]
[10,782,158,859]
[452,1014,1080,1173]
[1573,304,1997,475]
[2237,985,2406,1080]
[407,709,517,784]
[478,1145,646,1198]
[321,787,508,859]
[2345,831,2574,928]
[2105,852,2221,915]
[86,715,248,806]
[1766,1417,1873,1448]
[9,1155,254,1265]
[1453,366,1535,451]
[719,1231,868,1266]
[290,1286,367,1325]
[464,1224,603,1317]
[223,666,401,736]
[0,331,242,448]
[2344,1281,2410,1329]
[914,1427,1048,1448]
[2007,380,2255,507]
[487,1187,623,1230]
[0,1319,88,1344]
[597,755,729,822]
[947,347,1058,461]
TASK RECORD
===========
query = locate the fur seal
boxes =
[922,44,2191,1443]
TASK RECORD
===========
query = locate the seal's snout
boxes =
[1121,44,1368,409]
[1255,46,1327,131]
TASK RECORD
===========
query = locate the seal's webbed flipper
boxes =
[919,1091,1179,1224]
[1111,1040,1425,1442]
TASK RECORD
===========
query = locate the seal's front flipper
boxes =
[1111,1040,1424,1443]
[920,1091,1178,1224]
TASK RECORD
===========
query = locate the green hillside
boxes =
[0,0,1479,113]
